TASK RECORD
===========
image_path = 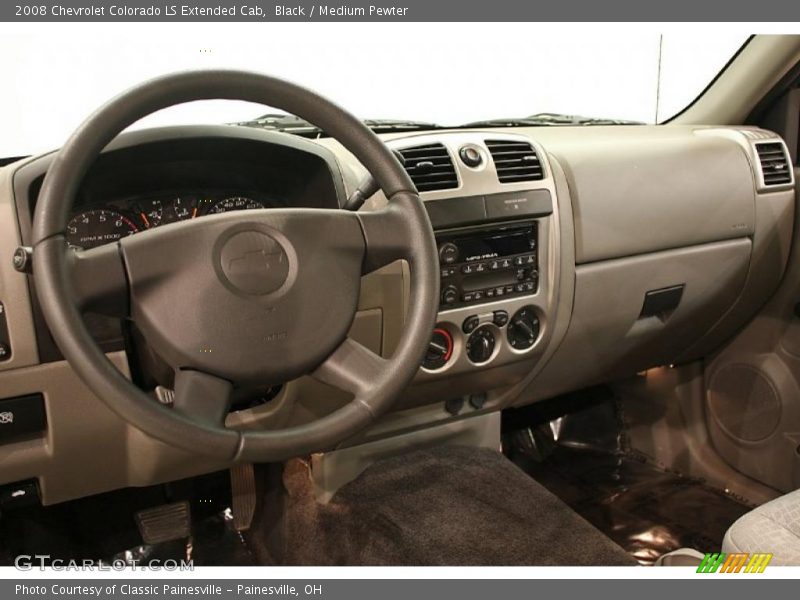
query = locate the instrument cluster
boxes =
[66,192,273,250]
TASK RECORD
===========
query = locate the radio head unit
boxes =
[437,222,538,309]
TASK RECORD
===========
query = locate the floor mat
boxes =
[275,445,636,566]
[0,471,256,566]
[503,388,754,565]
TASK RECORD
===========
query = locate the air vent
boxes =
[396,143,458,192]
[756,142,792,187]
[486,140,544,183]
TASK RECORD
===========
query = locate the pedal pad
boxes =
[230,463,257,532]
[154,386,175,406]
[135,501,191,544]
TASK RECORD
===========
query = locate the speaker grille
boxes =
[708,365,781,442]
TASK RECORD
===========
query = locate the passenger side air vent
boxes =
[755,142,792,187]
[486,140,544,183]
[397,143,459,192]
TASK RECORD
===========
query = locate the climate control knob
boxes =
[423,328,454,370]
[466,327,496,364]
[507,306,540,350]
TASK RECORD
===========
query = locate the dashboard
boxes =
[0,122,796,505]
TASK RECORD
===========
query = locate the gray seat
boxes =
[723,488,800,565]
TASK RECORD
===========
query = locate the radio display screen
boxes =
[462,270,518,292]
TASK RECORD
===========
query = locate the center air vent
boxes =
[486,140,544,183]
[396,143,458,192]
[755,142,792,187]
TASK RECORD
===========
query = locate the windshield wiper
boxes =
[233,114,446,138]
[461,113,644,128]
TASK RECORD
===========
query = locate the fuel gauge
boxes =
[139,196,198,228]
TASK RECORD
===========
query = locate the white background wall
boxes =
[0,23,747,157]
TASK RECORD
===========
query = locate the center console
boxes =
[385,132,560,387]
[421,214,551,377]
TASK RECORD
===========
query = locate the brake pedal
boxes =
[135,501,191,544]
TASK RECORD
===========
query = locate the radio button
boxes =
[474,262,487,273]
[485,288,495,298]
[515,283,526,293]
[494,286,506,297]
[513,254,535,266]
[441,267,456,278]
[461,264,476,275]
[500,258,512,269]
[473,290,485,301]
[489,260,500,270]
[462,292,475,303]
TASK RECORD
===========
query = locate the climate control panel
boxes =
[421,305,542,373]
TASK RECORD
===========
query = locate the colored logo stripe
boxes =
[696,553,772,573]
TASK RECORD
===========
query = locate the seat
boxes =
[722,488,800,565]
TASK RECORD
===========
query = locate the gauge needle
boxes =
[140,212,150,228]
[192,207,198,218]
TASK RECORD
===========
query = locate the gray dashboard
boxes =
[0,123,794,504]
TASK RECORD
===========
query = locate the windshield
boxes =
[0,25,747,156]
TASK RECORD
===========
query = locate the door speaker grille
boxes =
[708,364,781,442]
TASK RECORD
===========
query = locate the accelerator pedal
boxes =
[135,501,191,544]
[230,463,257,532]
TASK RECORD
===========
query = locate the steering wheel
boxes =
[31,70,439,462]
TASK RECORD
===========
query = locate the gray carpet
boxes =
[278,445,636,565]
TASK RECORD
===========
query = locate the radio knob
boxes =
[442,285,459,306]
[439,242,459,265]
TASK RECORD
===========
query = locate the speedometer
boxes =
[208,196,265,214]
[66,209,139,250]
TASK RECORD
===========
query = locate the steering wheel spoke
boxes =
[172,369,234,428]
[311,337,388,398]
[357,203,415,274]
[68,242,130,317]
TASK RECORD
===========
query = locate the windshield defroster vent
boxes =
[486,140,544,183]
[397,143,459,192]
[755,142,793,187]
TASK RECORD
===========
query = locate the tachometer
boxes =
[66,209,139,250]
[207,196,265,214]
